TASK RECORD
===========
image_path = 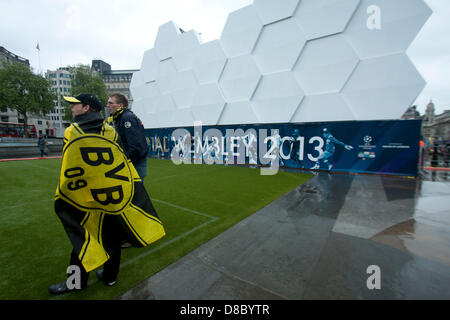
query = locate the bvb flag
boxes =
[55,120,165,272]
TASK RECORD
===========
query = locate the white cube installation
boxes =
[131,0,432,129]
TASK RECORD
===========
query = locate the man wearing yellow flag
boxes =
[48,93,165,295]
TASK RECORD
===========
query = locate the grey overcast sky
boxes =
[0,0,448,115]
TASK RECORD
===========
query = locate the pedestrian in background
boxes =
[430,141,441,167]
[37,134,47,157]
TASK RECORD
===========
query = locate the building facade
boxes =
[46,67,72,137]
[0,46,51,136]
[422,101,450,142]
[92,59,138,117]
[402,101,450,142]
[401,105,421,120]
[0,46,30,68]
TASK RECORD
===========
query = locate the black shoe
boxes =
[48,282,84,295]
[96,269,117,286]
[121,241,132,248]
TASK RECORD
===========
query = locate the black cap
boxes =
[63,94,103,112]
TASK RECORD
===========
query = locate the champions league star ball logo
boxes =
[364,136,373,146]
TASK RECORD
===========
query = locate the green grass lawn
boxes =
[0,158,312,300]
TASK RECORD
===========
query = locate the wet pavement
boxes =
[119,170,450,300]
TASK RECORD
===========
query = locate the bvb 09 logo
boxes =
[61,137,133,213]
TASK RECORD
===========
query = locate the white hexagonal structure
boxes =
[218,101,260,125]
[158,107,195,129]
[343,0,432,59]
[154,21,182,61]
[220,5,263,58]
[132,0,431,128]
[166,70,199,109]
[191,83,226,126]
[219,54,261,102]
[153,93,177,115]
[293,35,359,95]
[293,0,360,40]
[129,70,146,100]
[130,72,160,103]
[341,53,426,120]
[192,40,227,85]
[141,111,160,129]
[252,71,304,123]
[139,49,159,83]
[253,18,307,74]
[172,30,202,71]
[253,0,300,25]
[155,58,178,94]
[291,93,356,123]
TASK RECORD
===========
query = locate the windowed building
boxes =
[92,59,138,117]
[45,67,72,137]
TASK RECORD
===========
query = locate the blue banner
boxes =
[145,120,421,177]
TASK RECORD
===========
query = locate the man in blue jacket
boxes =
[106,93,149,182]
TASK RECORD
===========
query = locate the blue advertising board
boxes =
[145,120,421,177]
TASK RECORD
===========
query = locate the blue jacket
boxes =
[111,108,149,164]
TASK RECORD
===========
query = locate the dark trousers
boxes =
[134,159,147,183]
[69,215,123,288]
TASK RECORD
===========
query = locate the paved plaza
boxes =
[120,169,450,300]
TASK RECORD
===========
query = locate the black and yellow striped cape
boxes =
[55,116,165,272]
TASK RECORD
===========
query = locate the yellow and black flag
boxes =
[55,119,165,272]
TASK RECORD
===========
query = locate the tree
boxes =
[62,64,108,120]
[0,62,56,137]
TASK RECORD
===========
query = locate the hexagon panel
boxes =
[293,35,359,95]
[192,40,228,85]
[129,70,145,100]
[218,101,260,125]
[154,93,177,114]
[291,93,357,123]
[141,111,160,129]
[139,49,159,83]
[154,21,182,61]
[252,71,304,124]
[341,53,426,120]
[132,0,431,128]
[253,18,307,74]
[130,72,160,102]
[253,0,300,25]
[220,5,263,58]
[172,30,202,71]
[293,0,360,40]
[157,101,194,128]
[191,83,226,126]
[134,97,157,114]
[155,58,178,94]
[166,70,199,109]
[343,0,432,59]
[218,54,261,102]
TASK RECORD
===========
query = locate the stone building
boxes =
[401,105,421,120]
[0,46,30,68]
[402,101,450,142]
[422,101,450,142]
